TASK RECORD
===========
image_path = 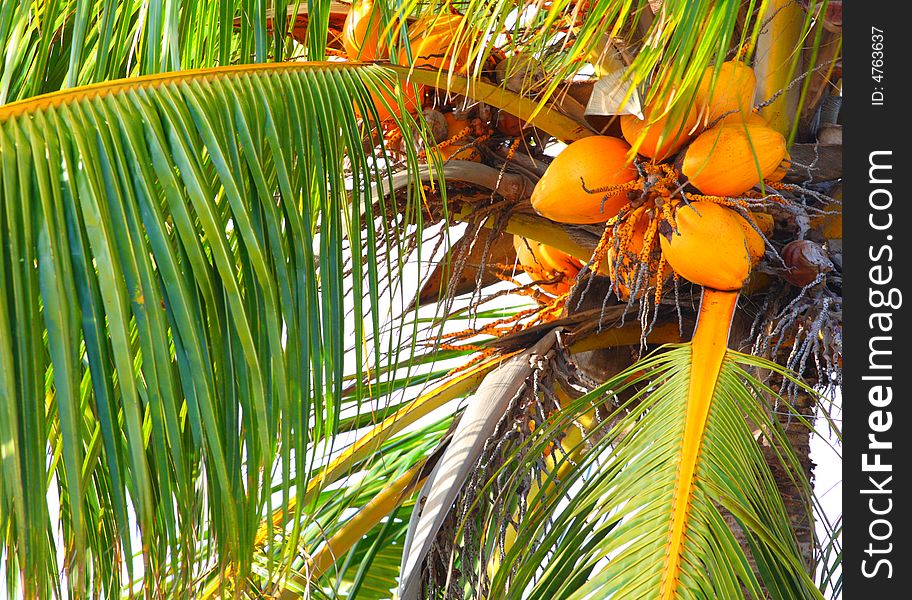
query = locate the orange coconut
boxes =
[747,211,774,237]
[681,124,787,197]
[716,111,769,129]
[766,150,791,182]
[531,136,638,224]
[659,201,754,291]
[398,13,470,71]
[736,212,767,266]
[715,114,790,183]
[695,60,757,127]
[342,0,390,61]
[620,92,699,161]
[513,236,583,295]
[356,81,422,123]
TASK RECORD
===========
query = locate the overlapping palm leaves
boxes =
[475,343,825,600]
[0,0,310,104]
[1,1,839,598]
[0,62,434,596]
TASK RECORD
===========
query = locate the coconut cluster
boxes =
[528,60,786,294]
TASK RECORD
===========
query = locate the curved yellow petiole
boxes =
[253,351,516,548]
[306,460,432,582]
[660,287,739,599]
[265,458,436,600]
[383,64,594,143]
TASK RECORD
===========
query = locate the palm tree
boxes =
[0,1,842,598]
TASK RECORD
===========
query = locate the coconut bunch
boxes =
[341,8,813,330]
[518,60,798,311]
[340,2,471,126]
[342,0,469,68]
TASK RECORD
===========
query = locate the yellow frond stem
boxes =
[253,353,512,547]
[0,62,358,120]
[307,461,430,580]
[660,288,739,599]
[456,208,604,276]
[385,65,594,143]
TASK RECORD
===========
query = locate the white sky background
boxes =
[811,393,843,600]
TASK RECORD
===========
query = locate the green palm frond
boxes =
[296,296,827,599]
[471,344,824,600]
[269,417,452,599]
[0,61,430,598]
[0,2,841,598]
[0,1,355,104]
